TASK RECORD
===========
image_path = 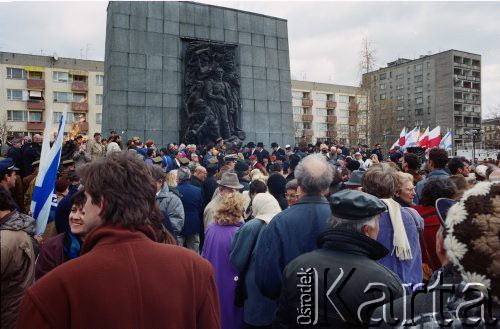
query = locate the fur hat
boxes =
[444,181,500,305]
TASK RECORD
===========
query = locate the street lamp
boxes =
[464,129,484,162]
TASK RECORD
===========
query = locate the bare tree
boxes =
[359,37,400,148]
[359,36,376,76]
[483,104,500,150]
[0,112,13,146]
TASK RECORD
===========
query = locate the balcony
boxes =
[327,115,337,124]
[348,117,358,125]
[302,98,313,107]
[27,121,45,130]
[301,114,313,122]
[327,131,337,138]
[27,100,45,110]
[303,129,314,137]
[71,81,88,92]
[72,102,89,112]
[27,79,45,89]
[348,103,359,111]
[326,100,337,109]
[78,121,89,131]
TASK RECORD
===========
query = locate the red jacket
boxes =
[17,225,220,329]
[412,205,441,271]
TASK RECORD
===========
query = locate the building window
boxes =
[69,112,86,123]
[7,67,26,79]
[53,92,73,103]
[54,112,63,123]
[338,95,349,103]
[427,73,431,80]
[337,109,348,118]
[396,74,404,80]
[315,108,327,116]
[53,71,70,83]
[96,113,102,124]
[7,89,24,100]
[292,91,303,99]
[380,94,386,100]
[380,84,386,90]
[414,75,423,83]
[315,123,327,131]
[314,93,327,101]
[397,95,404,101]
[96,74,104,86]
[293,106,302,115]
[397,106,404,111]
[415,64,423,72]
[7,110,28,121]
[294,122,304,130]
[73,93,86,103]
[415,86,423,93]
[358,97,367,105]
[7,110,42,122]
[415,97,423,105]
[396,84,404,90]
[29,111,42,121]
[427,95,431,103]
[379,73,387,80]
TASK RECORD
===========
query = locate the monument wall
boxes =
[103,1,294,146]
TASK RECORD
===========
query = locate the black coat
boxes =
[255,149,269,164]
[274,229,404,328]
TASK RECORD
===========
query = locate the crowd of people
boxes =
[1,132,500,328]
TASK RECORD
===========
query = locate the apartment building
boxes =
[362,49,482,150]
[291,80,369,146]
[0,52,104,138]
[482,118,500,150]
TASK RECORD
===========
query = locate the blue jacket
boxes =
[414,169,450,204]
[377,207,423,287]
[177,181,203,236]
[231,218,277,326]
[253,195,331,299]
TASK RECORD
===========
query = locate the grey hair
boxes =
[285,179,298,190]
[294,154,334,194]
[177,166,191,181]
[361,163,398,198]
[329,215,379,234]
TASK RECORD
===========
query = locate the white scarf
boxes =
[381,198,413,260]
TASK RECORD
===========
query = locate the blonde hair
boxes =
[215,192,245,225]
[395,172,414,191]
[250,168,267,183]
[166,170,178,187]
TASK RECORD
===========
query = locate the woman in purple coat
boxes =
[202,191,245,329]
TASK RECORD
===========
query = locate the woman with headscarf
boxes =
[230,193,282,329]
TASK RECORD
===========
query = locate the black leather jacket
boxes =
[274,229,404,328]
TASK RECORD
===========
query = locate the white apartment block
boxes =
[291,80,369,146]
[0,52,104,138]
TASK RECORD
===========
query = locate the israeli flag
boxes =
[439,130,453,151]
[31,107,67,235]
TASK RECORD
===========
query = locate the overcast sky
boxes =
[1,1,499,116]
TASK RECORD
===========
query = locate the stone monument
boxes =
[103,1,294,147]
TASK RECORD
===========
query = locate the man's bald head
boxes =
[294,154,334,195]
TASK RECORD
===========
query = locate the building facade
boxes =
[482,118,500,150]
[0,52,104,138]
[291,80,368,146]
[362,49,482,150]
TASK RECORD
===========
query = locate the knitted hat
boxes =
[444,181,500,305]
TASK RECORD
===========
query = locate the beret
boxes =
[179,157,190,166]
[207,157,219,165]
[329,190,387,220]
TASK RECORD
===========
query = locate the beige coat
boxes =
[86,139,105,160]
[1,229,35,329]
